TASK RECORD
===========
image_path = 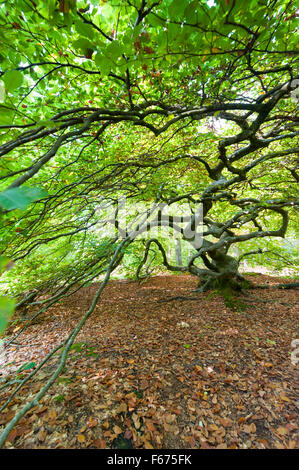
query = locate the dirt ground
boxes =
[0,273,298,449]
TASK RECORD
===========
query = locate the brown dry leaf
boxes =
[113,425,123,435]
[140,379,149,390]
[37,430,47,442]
[213,404,221,414]
[35,406,48,416]
[94,439,106,449]
[16,425,31,438]
[249,423,256,433]
[95,404,107,410]
[145,420,156,432]
[144,440,154,449]
[163,422,179,434]
[276,426,288,436]
[127,400,137,411]
[48,409,57,421]
[288,440,296,449]
[102,421,110,429]
[280,393,291,403]
[243,423,256,434]
[6,429,17,443]
[117,402,127,414]
[86,418,98,428]
[275,441,285,449]
[124,430,133,439]
[132,413,141,429]
[0,412,15,425]
[217,443,227,449]
[207,423,219,432]
[165,413,176,424]
[220,418,233,428]
[222,328,239,336]
[28,414,38,424]
[77,434,86,443]
[257,438,269,448]
[184,436,197,447]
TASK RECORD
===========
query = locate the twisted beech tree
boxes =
[0,0,298,443]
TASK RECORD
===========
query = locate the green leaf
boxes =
[168,0,188,18]
[0,296,15,336]
[16,361,37,373]
[95,53,113,75]
[75,21,95,40]
[0,80,5,103]
[99,3,115,21]
[184,1,199,21]
[54,394,66,403]
[106,41,125,61]
[37,119,56,128]
[0,186,48,210]
[73,38,94,53]
[0,107,14,125]
[3,70,24,92]
[148,13,165,27]
[0,256,10,273]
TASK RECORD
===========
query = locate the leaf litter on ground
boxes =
[0,274,298,449]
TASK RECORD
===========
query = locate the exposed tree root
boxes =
[158,295,200,302]
[255,282,299,289]
[240,291,270,303]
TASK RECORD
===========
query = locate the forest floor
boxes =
[0,273,298,449]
